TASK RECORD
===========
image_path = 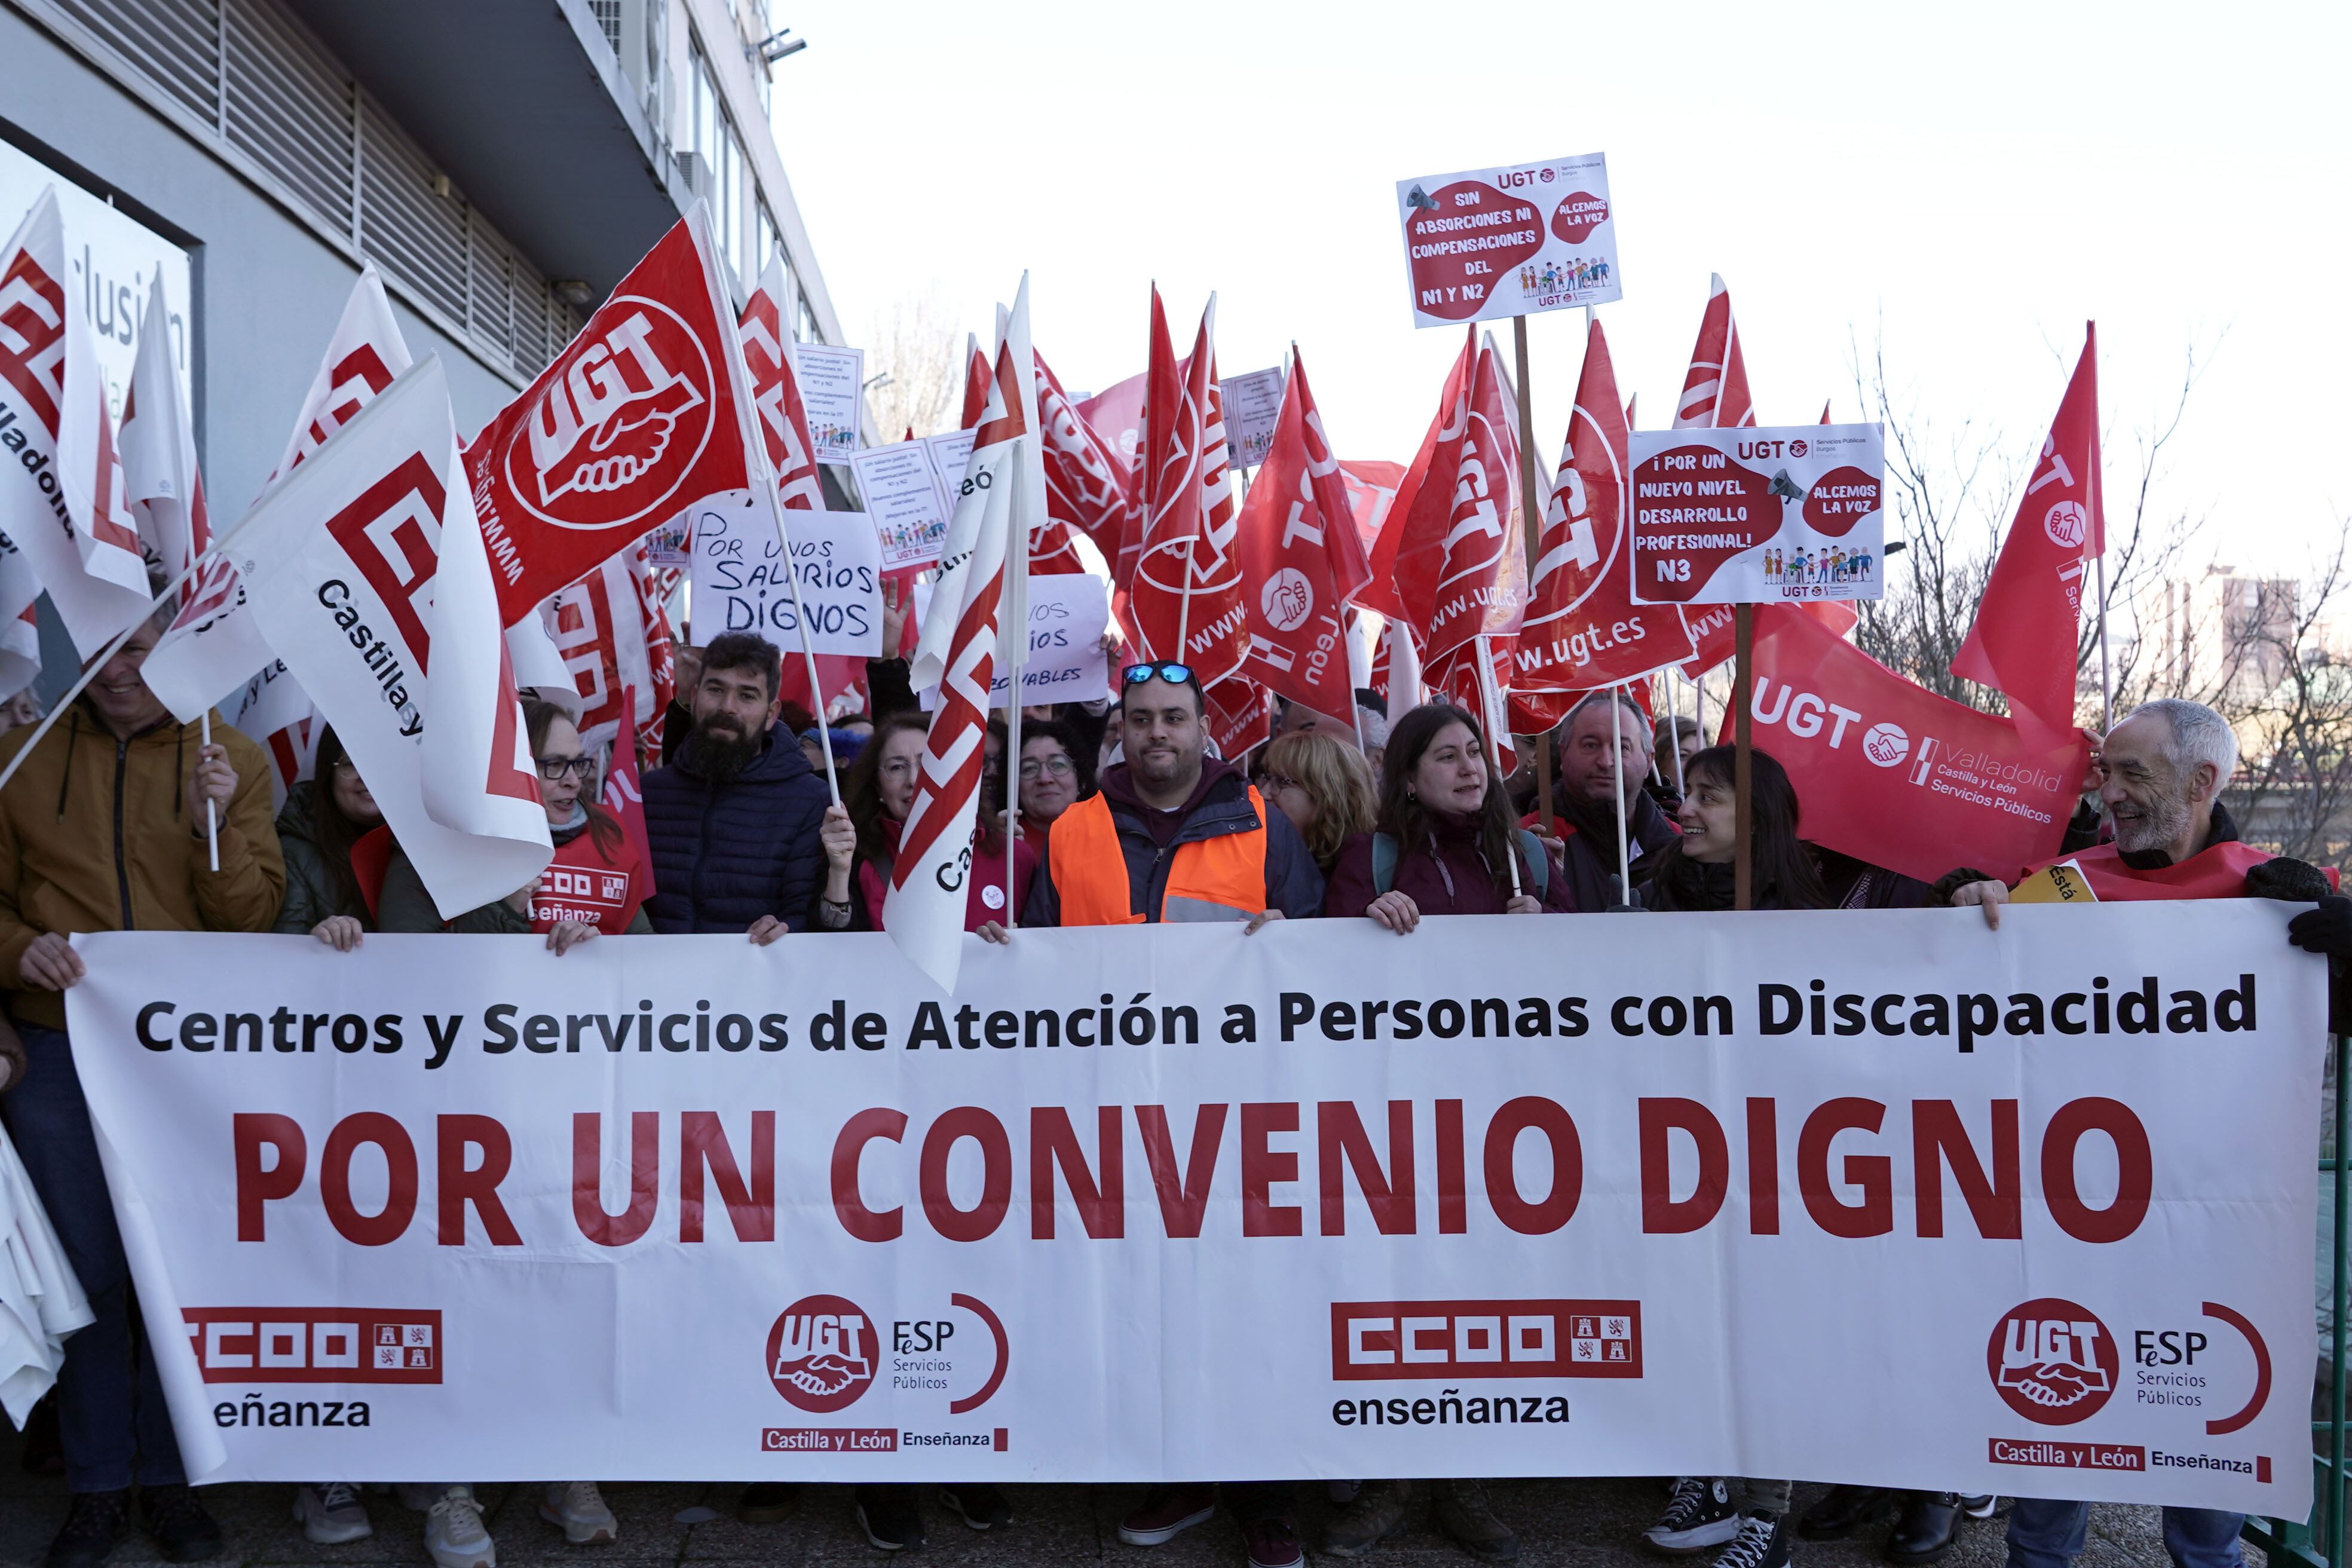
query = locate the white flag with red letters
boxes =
[886,277,1034,991]
[143,266,413,723]
[238,355,551,917]
[0,186,152,654]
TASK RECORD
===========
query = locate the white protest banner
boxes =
[1396,152,1622,329]
[64,905,2322,1510]
[1629,424,1886,606]
[792,342,865,466]
[917,571,1110,710]
[852,440,953,572]
[1218,364,1287,470]
[687,491,881,655]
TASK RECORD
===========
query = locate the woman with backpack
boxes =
[1323,701,1576,928]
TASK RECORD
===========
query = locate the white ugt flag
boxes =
[238,355,550,917]
[0,185,152,654]
[119,271,207,587]
[884,276,1035,992]
[143,266,413,724]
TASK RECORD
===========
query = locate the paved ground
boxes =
[0,1417,2256,1568]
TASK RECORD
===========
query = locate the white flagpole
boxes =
[767,497,840,807]
[1003,439,1030,915]
[1609,685,1632,905]
[2095,559,2112,733]
[198,710,219,870]
[1472,639,1523,901]
[1665,670,1686,797]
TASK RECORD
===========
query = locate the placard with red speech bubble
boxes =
[1395,152,1622,329]
[1628,423,1885,605]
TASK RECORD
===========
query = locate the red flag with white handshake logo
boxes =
[0,186,151,654]
[239,356,552,918]
[467,203,765,623]
[1128,294,1249,686]
[1673,273,1755,430]
[740,252,826,514]
[1510,317,1695,731]
[1032,346,1125,576]
[1235,345,1370,719]
[885,278,1037,992]
[143,265,414,723]
[1950,324,2103,743]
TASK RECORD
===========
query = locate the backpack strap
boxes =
[1371,832,1398,896]
[1517,829,1549,900]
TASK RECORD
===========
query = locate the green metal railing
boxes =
[2246,1031,2349,1568]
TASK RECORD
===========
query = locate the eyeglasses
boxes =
[1122,662,1194,690]
[534,755,593,781]
[330,758,361,780]
[1263,773,1301,795]
[1019,754,1075,780]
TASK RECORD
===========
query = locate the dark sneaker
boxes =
[137,1486,222,1564]
[1959,1496,1996,1520]
[938,1484,1012,1531]
[1799,1486,1890,1541]
[45,1490,130,1568]
[857,1486,924,1552]
[1324,1481,1413,1558]
[1117,1486,1218,1547]
[1646,1478,1740,1556]
[1242,1515,1304,1568]
[1432,1479,1519,1564]
[737,1483,797,1523]
[1709,1514,1790,1568]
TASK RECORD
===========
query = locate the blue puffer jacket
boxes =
[640,724,831,933]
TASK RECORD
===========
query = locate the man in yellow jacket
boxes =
[0,613,281,1568]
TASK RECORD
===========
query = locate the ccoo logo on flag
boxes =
[509,300,713,531]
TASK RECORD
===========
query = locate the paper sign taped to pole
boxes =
[1219,365,1287,469]
[917,572,1111,709]
[1395,152,1622,328]
[791,342,865,466]
[685,492,881,655]
[1628,424,1886,605]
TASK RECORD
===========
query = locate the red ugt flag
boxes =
[1729,605,2090,884]
[1510,316,1695,731]
[1235,345,1370,719]
[1673,272,1754,430]
[1128,295,1248,685]
[467,204,762,622]
[1033,345,1127,575]
[1950,324,2102,741]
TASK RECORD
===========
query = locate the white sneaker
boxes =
[293,1482,373,1544]
[540,1481,617,1545]
[423,1486,497,1568]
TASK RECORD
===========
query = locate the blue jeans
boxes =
[2,1021,185,1492]
[2007,1497,2243,1568]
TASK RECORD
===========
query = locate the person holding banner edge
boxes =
[0,596,283,1568]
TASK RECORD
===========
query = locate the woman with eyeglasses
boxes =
[813,710,1035,937]
[1258,730,1376,877]
[273,726,391,955]
[379,698,650,951]
[1013,717,1093,850]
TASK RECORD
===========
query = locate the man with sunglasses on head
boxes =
[1016,660,1322,1568]
[1016,662,1322,933]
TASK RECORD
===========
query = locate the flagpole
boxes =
[198,710,219,871]
[1346,608,1371,752]
[1003,439,1030,916]
[2096,554,2112,732]
[1665,669,1686,797]
[1609,684,1631,906]
[768,498,841,807]
[1473,639,1523,902]
[1733,604,1754,912]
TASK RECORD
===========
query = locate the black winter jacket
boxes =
[640,724,831,933]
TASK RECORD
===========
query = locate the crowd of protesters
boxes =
[0,603,2345,1568]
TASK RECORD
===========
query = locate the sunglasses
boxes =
[1122,662,1194,690]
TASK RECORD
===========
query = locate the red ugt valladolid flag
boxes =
[1510,316,1695,731]
[1726,604,2090,884]
[1363,329,1524,731]
[1235,345,1370,719]
[1950,324,2103,742]
[1128,294,1248,685]
[468,204,762,623]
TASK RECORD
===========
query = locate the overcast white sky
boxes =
[768,1,2347,574]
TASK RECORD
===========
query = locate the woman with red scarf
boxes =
[813,710,1036,936]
